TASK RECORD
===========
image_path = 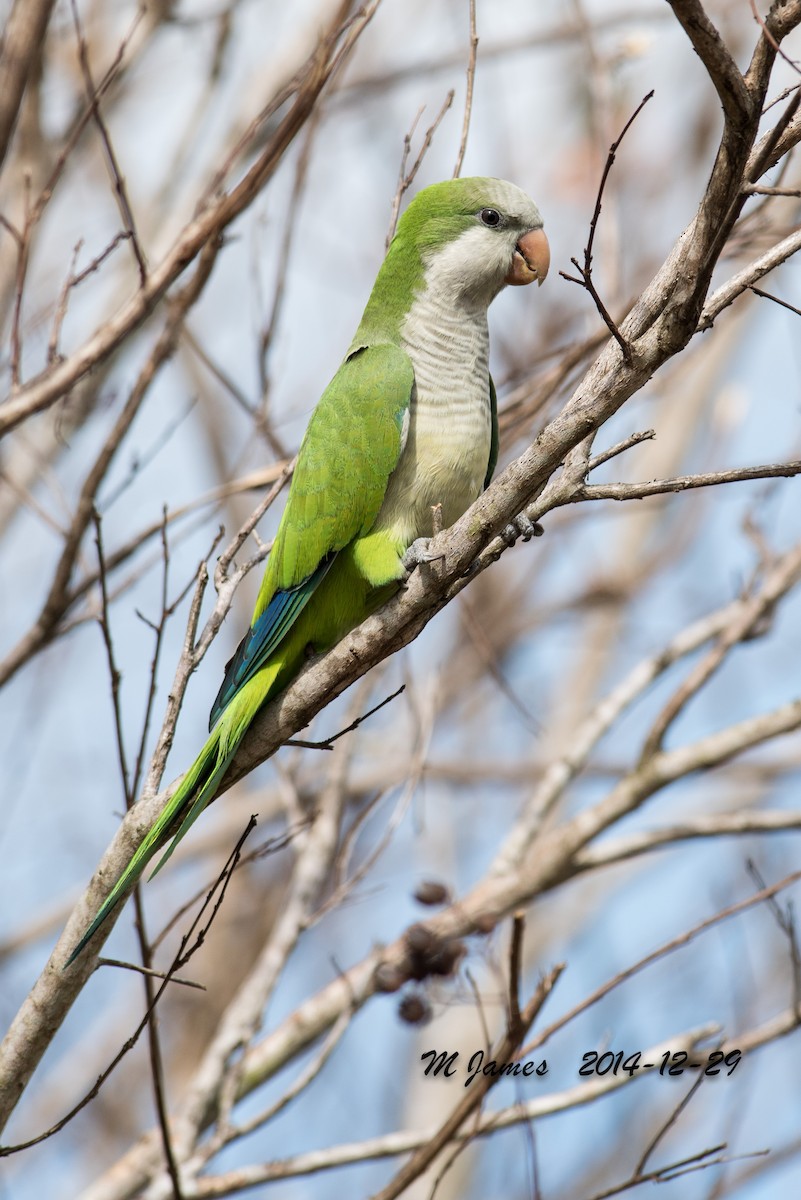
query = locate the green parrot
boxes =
[67,177,549,965]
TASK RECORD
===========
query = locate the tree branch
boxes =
[0,0,56,172]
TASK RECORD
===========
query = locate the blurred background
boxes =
[1,1,801,1197]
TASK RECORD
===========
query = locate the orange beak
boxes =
[505,227,550,287]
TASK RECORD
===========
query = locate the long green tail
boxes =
[65,726,242,967]
[65,544,374,966]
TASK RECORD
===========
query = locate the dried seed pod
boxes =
[398,992,432,1025]
[413,880,451,907]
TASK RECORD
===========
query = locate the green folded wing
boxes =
[260,342,414,603]
[209,342,414,726]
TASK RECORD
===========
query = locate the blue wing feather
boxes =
[209,555,335,730]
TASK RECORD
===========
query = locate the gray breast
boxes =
[374,291,492,546]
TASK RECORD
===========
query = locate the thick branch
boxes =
[666,1,753,128]
[0,0,56,172]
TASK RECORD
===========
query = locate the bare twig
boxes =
[579,458,801,503]
[70,0,148,285]
[93,510,131,806]
[580,1145,767,1200]
[634,1072,706,1176]
[637,538,801,763]
[746,859,801,1016]
[749,0,801,80]
[452,0,478,179]
[97,960,205,991]
[749,283,801,319]
[587,429,655,471]
[286,683,405,750]
[559,91,654,363]
[699,225,801,329]
[386,91,455,246]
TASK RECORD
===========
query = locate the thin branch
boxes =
[386,91,454,247]
[578,458,801,502]
[452,0,477,178]
[749,283,801,319]
[141,949,184,1200]
[286,683,405,750]
[97,960,206,991]
[573,809,801,873]
[257,107,322,407]
[637,539,801,762]
[742,182,801,197]
[749,0,801,80]
[587,429,655,471]
[634,1072,706,1176]
[746,91,801,179]
[47,239,83,365]
[667,0,754,127]
[559,91,654,363]
[699,224,801,331]
[93,511,131,806]
[47,232,133,367]
[213,1008,352,1148]
[69,0,148,285]
[520,867,801,1062]
[580,1145,767,1200]
[746,859,801,1016]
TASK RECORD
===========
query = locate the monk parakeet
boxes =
[67,177,549,964]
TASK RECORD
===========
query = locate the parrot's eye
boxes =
[479,207,501,227]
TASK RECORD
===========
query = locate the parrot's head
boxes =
[395,177,549,307]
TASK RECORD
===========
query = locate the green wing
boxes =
[210,342,414,726]
[263,342,414,597]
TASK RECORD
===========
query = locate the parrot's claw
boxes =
[402,537,442,571]
[501,514,543,546]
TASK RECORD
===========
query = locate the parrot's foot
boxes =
[501,513,544,546]
[402,537,443,572]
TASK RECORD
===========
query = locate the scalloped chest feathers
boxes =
[374,292,492,544]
